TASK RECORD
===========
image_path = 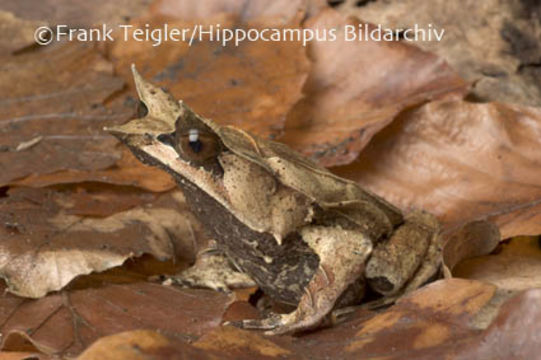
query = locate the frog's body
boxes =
[107,66,443,335]
[176,173,319,305]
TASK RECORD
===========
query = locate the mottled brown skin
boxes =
[177,173,320,305]
[107,66,443,335]
[128,142,374,307]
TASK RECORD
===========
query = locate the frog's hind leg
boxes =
[230,226,372,335]
[364,211,442,307]
[166,245,256,293]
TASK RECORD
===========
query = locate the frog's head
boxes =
[107,65,228,173]
[106,66,314,244]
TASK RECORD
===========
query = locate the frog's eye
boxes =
[177,128,221,163]
[136,100,148,118]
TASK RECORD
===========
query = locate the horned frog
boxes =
[106,65,442,335]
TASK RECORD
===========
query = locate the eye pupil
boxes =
[187,129,202,153]
[189,139,203,153]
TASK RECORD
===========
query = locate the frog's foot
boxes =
[229,226,373,335]
[401,213,442,294]
[230,311,324,335]
[167,250,256,293]
[226,272,333,335]
[366,211,442,297]
[226,312,285,331]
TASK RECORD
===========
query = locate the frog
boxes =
[106,65,443,335]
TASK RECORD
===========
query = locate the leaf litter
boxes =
[0,0,540,358]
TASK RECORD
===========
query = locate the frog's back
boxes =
[216,126,403,227]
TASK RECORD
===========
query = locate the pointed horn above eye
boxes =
[131,64,146,101]
[129,64,181,123]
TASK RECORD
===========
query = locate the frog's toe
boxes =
[171,274,232,293]
[169,273,199,287]
[263,313,324,335]
[224,313,283,331]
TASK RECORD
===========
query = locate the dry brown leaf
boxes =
[109,12,310,138]
[453,288,541,359]
[192,279,536,359]
[0,352,50,360]
[336,0,541,107]
[442,220,501,276]
[280,9,468,167]
[0,10,46,53]
[1,0,151,30]
[195,326,295,359]
[335,100,541,239]
[3,277,537,359]
[1,2,539,359]
[0,42,128,186]
[0,187,200,298]
[150,0,327,26]
[14,148,176,192]
[77,329,220,360]
[0,282,233,357]
[0,39,176,191]
[454,236,541,291]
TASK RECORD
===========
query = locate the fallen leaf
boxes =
[0,282,233,357]
[454,236,541,291]
[0,187,200,298]
[442,220,501,276]
[109,9,310,138]
[334,100,541,238]
[195,326,293,358]
[336,0,541,107]
[77,330,171,360]
[2,0,151,30]
[14,148,176,192]
[0,10,46,53]
[192,279,534,359]
[77,329,221,360]
[0,42,128,186]
[150,0,327,26]
[342,279,496,356]
[0,352,50,360]
[453,288,541,360]
[280,9,468,166]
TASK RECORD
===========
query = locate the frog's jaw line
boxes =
[141,142,282,240]
[143,142,229,203]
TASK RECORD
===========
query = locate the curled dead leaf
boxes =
[0,42,128,186]
[336,0,541,107]
[0,283,233,357]
[335,100,541,238]
[442,220,501,277]
[77,329,221,360]
[110,12,310,138]
[150,0,326,26]
[280,8,468,167]
[453,288,541,360]
[454,236,541,292]
[0,188,200,298]
[191,279,539,359]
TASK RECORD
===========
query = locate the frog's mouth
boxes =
[107,119,232,212]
